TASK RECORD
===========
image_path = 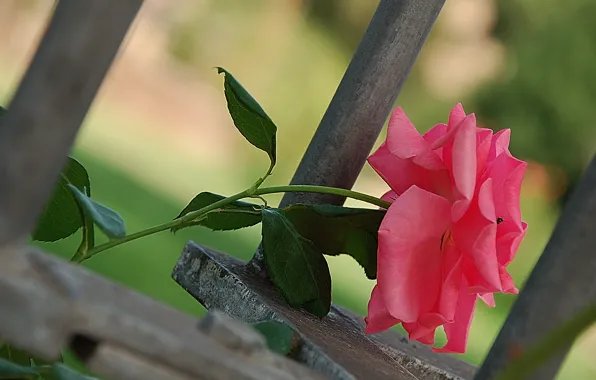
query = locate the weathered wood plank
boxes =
[175,242,476,380]
[280,0,445,208]
[0,0,141,246]
[0,247,326,380]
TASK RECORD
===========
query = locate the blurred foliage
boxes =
[472,0,596,205]
[301,0,379,53]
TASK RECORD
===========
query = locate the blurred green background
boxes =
[0,0,595,378]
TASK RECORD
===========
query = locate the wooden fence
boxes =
[1,1,595,379]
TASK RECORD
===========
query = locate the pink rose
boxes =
[364,104,527,353]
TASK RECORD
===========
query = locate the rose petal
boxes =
[365,285,401,334]
[451,114,479,220]
[487,152,527,231]
[476,128,493,178]
[433,283,477,354]
[479,293,496,308]
[498,266,518,294]
[437,243,463,322]
[377,186,452,322]
[449,103,467,128]
[497,222,527,266]
[470,223,501,292]
[403,321,437,345]
[386,108,444,171]
[489,129,511,162]
[368,143,451,198]
[424,123,448,146]
[386,107,430,159]
[428,104,467,151]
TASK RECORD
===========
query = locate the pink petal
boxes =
[449,103,467,128]
[386,107,430,159]
[476,128,493,178]
[365,285,401,334]
[424,123,448,146]
[377,186,452,323]
[451,114,479,221]
[454,179,501,293]
[433,283,477,354]
[403,321,437,345]
[430,104,468,150]
[488,129,511,162]
[470,223,501,292]
[386,108,444,171]
[498,266,518,294]
[479,293,496,308]
[368,143,449,197]
[437,244,464,322]
[477,178,497,222]
[496,222,527,266]
[486,152,527,231]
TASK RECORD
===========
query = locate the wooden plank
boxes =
[0,247,326,380]
[0,0,141,247]
[175,241,476,380]
[280,0,445,207]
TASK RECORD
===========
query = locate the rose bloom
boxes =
[364,104,527,353]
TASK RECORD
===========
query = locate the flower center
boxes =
[440,229,454,251]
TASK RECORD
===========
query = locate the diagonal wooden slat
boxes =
[0,0,141,247]
[476,155,596,379]
[251,0,445,268]
[279,0,445,208]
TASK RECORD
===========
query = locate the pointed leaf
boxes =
[253,321,297,356]
[52,364,97,380]
[261,208,331,317]
[0,358,39,379]
[0,106,5,117]
[283,204,385,279]
[32,157,90,242]
[217,67,277,166]
[68,185,125,240]
[173,192,262,232]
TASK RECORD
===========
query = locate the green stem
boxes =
[82,189,250,262]
[254,185,391,208]
[496,305,596,380]
[250,161,275,192]
[82,185,390,262]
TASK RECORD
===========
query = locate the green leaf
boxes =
[172,192,262,233]
[51,364,97,380]
[253,321,297,356]
[284,204,385,279]
[0,358,39,379]
[0,106,6,117]
[217,67,277,166]
[68,185,125,240]
[261,208,332,318]
[32,157,90,242]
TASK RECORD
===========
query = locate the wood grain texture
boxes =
[0,247,325,380]
[0,0,141,246]
[279,0,445,208]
